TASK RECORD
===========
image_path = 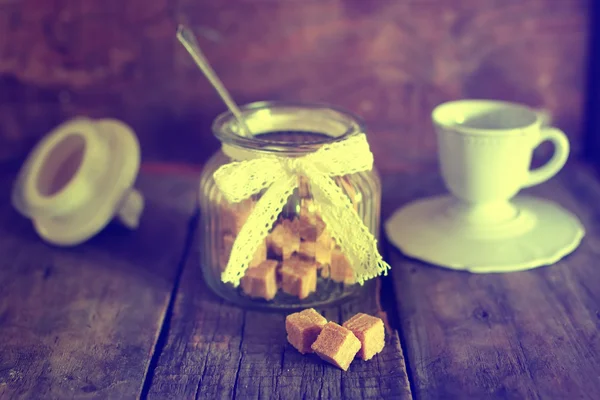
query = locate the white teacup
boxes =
[432,99,569,225]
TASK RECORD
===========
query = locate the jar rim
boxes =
[211,100,366,154]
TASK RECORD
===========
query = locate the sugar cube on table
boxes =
[343,313,385,361]
[311,321,361,371]
[285,308,327,354]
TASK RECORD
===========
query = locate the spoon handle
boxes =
[176,24,252,137]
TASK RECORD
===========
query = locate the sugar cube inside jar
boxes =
[198,101,383,310]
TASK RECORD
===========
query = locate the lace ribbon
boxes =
[213,133,390,287]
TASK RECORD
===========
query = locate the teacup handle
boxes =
[523,127,570,188]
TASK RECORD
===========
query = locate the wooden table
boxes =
[0,163,598,399]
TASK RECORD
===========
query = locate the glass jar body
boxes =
[198,102,382,310]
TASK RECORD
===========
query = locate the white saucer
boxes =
[384,195,585,273]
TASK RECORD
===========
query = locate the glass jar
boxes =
[198,101,382,310]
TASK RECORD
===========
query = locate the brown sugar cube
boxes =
[316,229,335,249]
[298,201,326,241]
[298,241,316,259]
[220,198,255,234]
[313,229,335,266]
[267,219,300,259]
[240,260,279,301]
[343,313,385,361]
[311,322,361,371]
[315,243,333,266]
[220,234,267,272]
[280,257,317,299]
[285,308,327,354]
[315,232,333,264]
[329,248,355,284]
[301,239,334,271]
[250,240,268,267]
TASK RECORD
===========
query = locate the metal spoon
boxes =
[176,24,252,137]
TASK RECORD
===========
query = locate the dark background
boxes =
[0,0,590,172]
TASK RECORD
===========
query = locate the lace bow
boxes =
[213,133,390,287]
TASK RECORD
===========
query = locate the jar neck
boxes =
[212,101,365,159]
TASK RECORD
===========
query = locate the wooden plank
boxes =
[147,239,412,399]
[383,164,600,399]
[0,171,198,398]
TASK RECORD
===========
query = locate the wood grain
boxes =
[146,237,412,399]
[0,171,197,398]
[383,165,600,399]
[0,0,589,172]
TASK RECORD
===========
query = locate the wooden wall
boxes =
[0,0,589,172]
